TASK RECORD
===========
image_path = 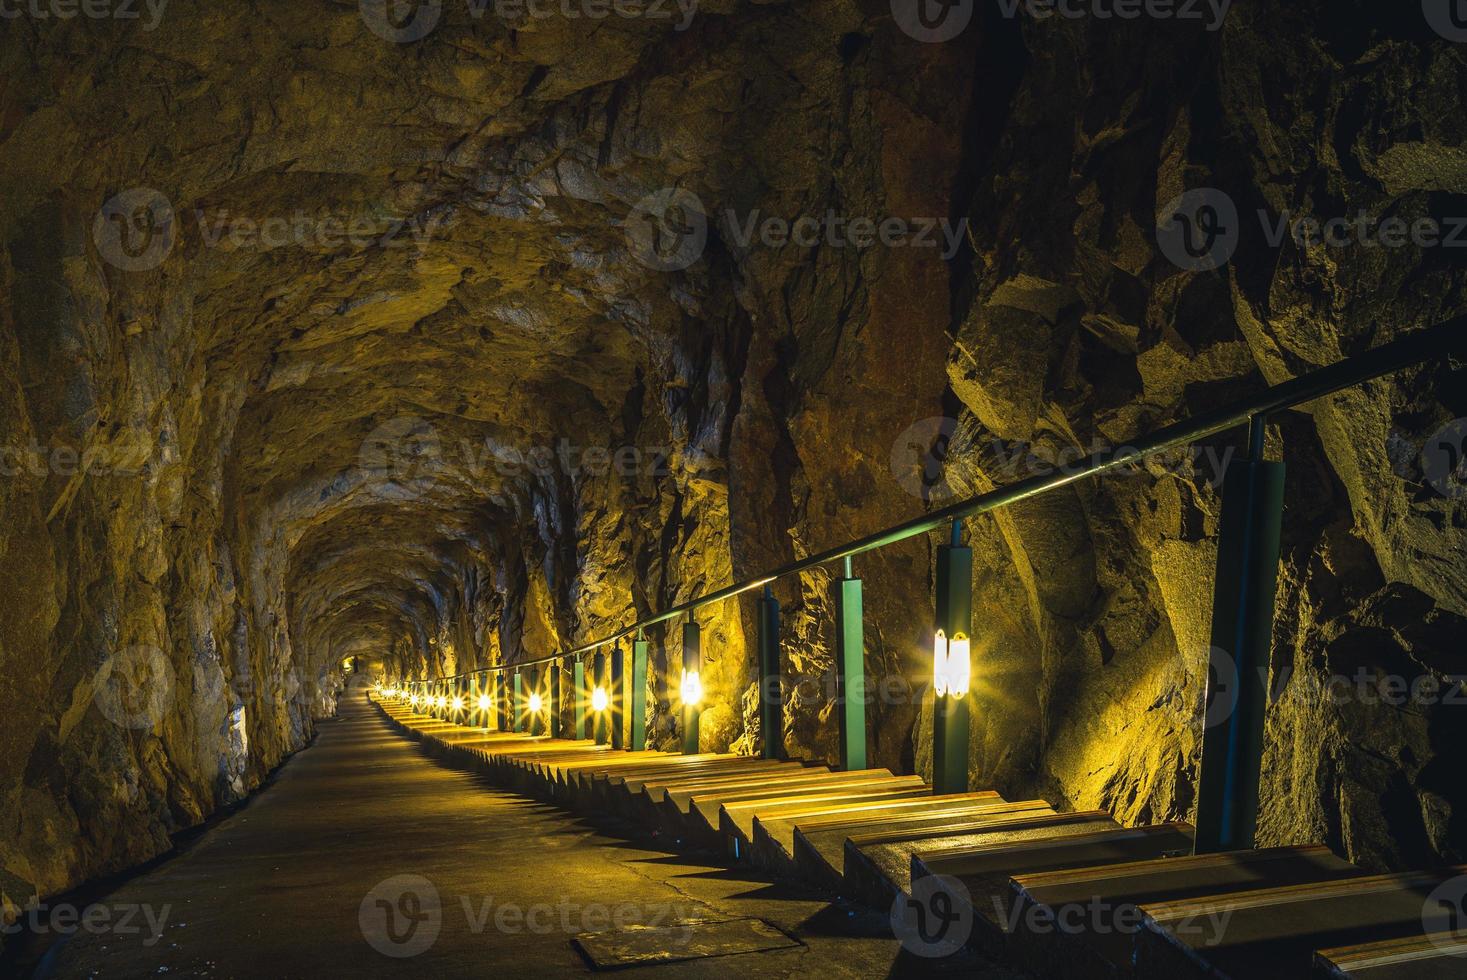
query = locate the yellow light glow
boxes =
[933,630,971,699]
[477,694,491,712]
[947,632,971,698]
[435,695,446,709]
[592,686,609,713]
[680,669,703,707]
[451,696,464,713]
[528,692,543,714]
[410,694,421,707]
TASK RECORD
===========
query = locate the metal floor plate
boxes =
[572,916,802,969]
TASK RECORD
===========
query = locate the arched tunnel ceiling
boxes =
[2,0,842,673]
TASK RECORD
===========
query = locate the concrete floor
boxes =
[28,694,1018,979]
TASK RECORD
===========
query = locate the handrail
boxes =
[420,316,1463,683]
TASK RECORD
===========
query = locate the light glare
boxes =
[679,669,703,707]
[933,630,971,698]
[947,632,971,698]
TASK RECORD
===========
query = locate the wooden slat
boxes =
[1316,931,1467,978]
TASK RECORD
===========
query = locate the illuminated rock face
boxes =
[0,1,1463,913]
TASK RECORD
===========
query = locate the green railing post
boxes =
[1195,417,1285,855]
[573,659,588,740]
[630,632,648,751]
[757,586,783,760]
[933,520,972,795]
[513,671,525,733]
[548,663,562,738]
[681,620,702,754]
[610,643,625,750]
[833,557,867,771]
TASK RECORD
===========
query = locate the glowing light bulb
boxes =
[592,686,609,713]
[451,696,464,713]
[477,694,491,712]
[528,692,543,714]
[933,630,971,698]
[680,669,703,707]
[946,632,971,698]
[435,695,446,709]
[410,694,421,707]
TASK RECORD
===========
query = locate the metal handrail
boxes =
[420,316,1463,683]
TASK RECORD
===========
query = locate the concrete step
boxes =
[718,777,931,851]
[1315,931,1467,979]
[619,758,783,794]
[844,810,1124,911]
[1133,866,1467,980]
[598,758,792,818]
[910,821,1196,960]
[790,799,1056,891]
[1007,845,1361,978]
[679,769,905,824]
[754,791,1007,868]
[622,762,824,832]
[752,796,1042,881]
[636,761,820,803]
[658,770,914,849]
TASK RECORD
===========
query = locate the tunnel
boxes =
[1,1,1466,976]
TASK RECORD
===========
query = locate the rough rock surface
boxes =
[1,0,1464,929]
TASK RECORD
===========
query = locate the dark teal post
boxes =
[1195,417,1285,854]
[610,644,625,749]
[833,557,867,771]
[757,587,783,760]
[513,671,525,733]
[933,520,972,795]
[629,632,648,751]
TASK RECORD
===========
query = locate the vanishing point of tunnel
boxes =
[2,2,1466,978]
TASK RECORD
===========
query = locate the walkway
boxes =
[30,693,997,978]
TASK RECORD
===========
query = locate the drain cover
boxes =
[572,916,801,969]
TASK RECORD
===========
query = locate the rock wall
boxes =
[1,0,1463,932]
